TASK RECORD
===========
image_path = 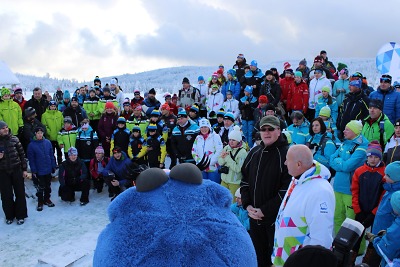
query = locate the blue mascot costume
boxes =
[93,163,257,266]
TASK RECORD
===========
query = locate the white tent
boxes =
[0,60,20,86]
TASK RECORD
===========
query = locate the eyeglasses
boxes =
[260,126,276,132]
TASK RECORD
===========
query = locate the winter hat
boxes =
[112,146,122,154]
[244,85,253,94]
[394,81,400,89]
[234,188,241,198]
[319,105,331,118]
[117,117,127,124]
[182,77,190,84]
[346,120,363,136]
[110,78,117,85]
[314,56,323,63]
[161,104,170,111]
[265,70,273,76]
[94,76,101,84]
[227,69,236,77]
[366,140,383,159]
[123,101,131,107]
[320,50,327,55]
[211,84,219,90]
[134,89,141,94]
[217,69,224,75]
[199,118,211,131]
[49,100,57,107]
[0,121,8,129]
[190,105,199,114]
[94,86,101,91]
[148,88,156,95]
[25,107,36,118]
[63,90,70,99]
[265,103,275,112]
[89,87,95,93]
[103,87,111,93]
[385,161,400,182]
[71,96,78,102]
[228,125,242,142]
[283,245,338,267]
[369,98,383,110]
[283,62,291,70]
[258,95,268,104]
[63,116,72,124]
[395,118,400,127]
[132,125,141,132]
[147,124,158,132]
[95,146,105,154]
[198,76,204,82]
[105,102,115,110]
[260,115,280,129]
[177,109,188,118]
[299,58,307,66]
[224,112,235,122]
[1,87,11,96]
[381,74,392,83]
[237,53,245,59]
[349,79,362,88]
[226,90,233,96]
[337,63,348,72]
[250,60,257,67]
[14,87,23,94]
[34,126,44,133]
[321,86,331,93]
[68,147,78,156]
[211,72,218,79]
[150,109,161,117]
[164,93,171,99]
[390,191,400,214]
[294,71,302,77]
[217,109,225,118]
[134,105,142,111]
[339,68,349,76]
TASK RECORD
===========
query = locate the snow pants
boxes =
[35,174,52,203]
[242,120,254,148]
[59,180,90,202]
[202,171,220,184]
[0,167,27,220]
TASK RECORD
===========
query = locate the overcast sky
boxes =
[1,0,398,81]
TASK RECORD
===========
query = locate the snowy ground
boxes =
[0,178,110,267]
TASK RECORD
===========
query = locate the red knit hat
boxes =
[258,95,268,104]
[314,56,323,63]
[283,62,291,70]
[105,102,115,109]
[161,103,170,111]
[217,69,224,75]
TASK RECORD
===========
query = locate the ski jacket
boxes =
[0,99,23,135]
[351,161,385,215]
[240,135,292,225]
[89,157,109,180]
[76,126,99,161]
[361,113,394,146]
[83,98,101,121]
[110,127,131,155]
[384,136,400,164]
[242,68,264,97]
[260,81,281,106]
[177,86,201,111]
[230,203,250,230]
[97,112,118,141]
[222,99,240,120]
[57,126,78,151]
[25,96,48,121]
[59,158,87,187]
[221,79,241,100]
[141,98,161,117]
[373,216,400,264]
[370,87,400,124]
[23,118,47,145]
[192,132,223,172]
[171,121,200,161]
[205,91,224,116]
[279,77,294,103]
[239,95,258,120]
[287,120,310,145]
[287,81,309,113]
[218,144,247,184]
[315,96,338,123]
[307,132,337,168]
[13,96,27,111]
[62,106,87,127]
[337,90,370,133]
[102,151,131,182]
[0,132,27,171]
[308,77,332,109]
[274,161,334,266]
[332,78,350,107]
[329,134,369,195]
[373,182,400,235]
[145,134,166,165]
[27,137,56,175]
[41,109,64,141]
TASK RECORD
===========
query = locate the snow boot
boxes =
[37,202,44,211]
[17,219,25,225]
[44,199,55,207]
[6,219,13,225]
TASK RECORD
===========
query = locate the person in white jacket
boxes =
[206,84,224,118]
[273,144,335,267]
[191,118,223,183]
[307,69,332,122]
[222,90,240,121]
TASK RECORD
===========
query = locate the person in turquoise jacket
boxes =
[315,86,338,123]
[287,111,310,145]
[330,120,369,234]
[231,188,250,231]
[332,68,350,107]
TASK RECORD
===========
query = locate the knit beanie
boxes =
[105,102,115,110]
[319,106,331,118]
[217,109,225,118]
[390,191,400,214]
[1,87,11,97]
[366,140,382,160]
[150,109,161,117]
[161,104,170,111]
[250,60,257,67]
[95,146,105,154]
[190,105,199,113]
[346,120,363,136]
[0,121,8,129]
[337,63,348,72]
[385,161,400,182]
[321,86,331,93]
[258,95,268,104]
[148,88,156,95]
[299,58,307,66]
[228,125,242,142]
[68,147,78,156]
[197,76,204,82]
[198,119,211,131]
[227,69,236,77]
[224,112,235,122]
[244,85,253,94]
[294,71,302,77]
[235,188,241,198]
[117,117,126,124]
[349,79,362,88]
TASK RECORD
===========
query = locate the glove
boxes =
[355,211,374,227]
[377,230,386,237]
[196,153,210,171]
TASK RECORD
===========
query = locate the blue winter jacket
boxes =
[329,134,368,195]
[27,137,56,175]
[307,132,337,168]
[315,97,339,123]
[102,151,131,185]
[332,78,350,107]
[369,87,400,124]
[373,215,400,263]
[287,120,310,145]
[231,203,250,230]
[372,182,400,235]
[221,80,241,100]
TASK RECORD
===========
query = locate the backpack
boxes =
[178,87,200,102]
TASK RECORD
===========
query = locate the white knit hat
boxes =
[199,118,211,131]
[228,125,242,142]
[235,188,241,198]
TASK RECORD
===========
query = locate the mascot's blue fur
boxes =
[93,164,257,266]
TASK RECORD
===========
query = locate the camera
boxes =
[218,166,229,174]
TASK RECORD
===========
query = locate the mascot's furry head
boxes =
[93,163,257,266]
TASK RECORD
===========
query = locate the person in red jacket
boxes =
[350,140,386,264]
[164,93,178,115]
[286,71,309,115]
[12,87,26,111]
[279,69,294,111]
[97,102,118,157]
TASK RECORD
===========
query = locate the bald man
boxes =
[273,145,335,267]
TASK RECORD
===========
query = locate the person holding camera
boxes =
[218,125,247,201]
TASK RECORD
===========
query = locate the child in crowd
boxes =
[57,116,78,159]
[128,125,147,165]
[76,119,99,171]
[110,117,131,155]
[222,90,240,122]
[145,124,166,168]
[212,109,225,134]
[230,188,250,231]
[89,146,109,193]
[121,101,133,120]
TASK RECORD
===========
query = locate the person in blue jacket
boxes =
[27,126,57,211]
[231,187,250,231]
[315,86,338,123]
[369,74,400,124]
[102,146,131,200]
[241,60,264,97]
[329,120,368,234]
[287,111,310,145]
[221,69,241,100]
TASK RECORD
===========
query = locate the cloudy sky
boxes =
[1,0,398,81]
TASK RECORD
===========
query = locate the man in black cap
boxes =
[62,96,88,127]
[142,88,161,117]
[177,77,201,112]
[241,115,291,267]
[219,112,236,147]
[320,50,336,75]
[361,98,394,147]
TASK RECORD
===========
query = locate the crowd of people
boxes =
[1,51,400,266]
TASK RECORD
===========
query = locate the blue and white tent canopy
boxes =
[376,42,400,81]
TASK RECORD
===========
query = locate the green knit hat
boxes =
[321,86,331,93]
[1,87,11,97]
[346,120,363,136]
[319,106,331,118]
[337,63,348,72]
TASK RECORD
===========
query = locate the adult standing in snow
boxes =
[0,87,24,137]
[141,88,161,117]
[307,68,332,122]
[273,145,334,266]
[178,77,201,112]
[241,60,264,98]
[27,126,57,211]
[24,87,48,121]
[0,121,28,225]
[97,102,118,158]
[233,53,248,84]
[110,78,124,110]
[62,97,87,127]
[12,87,27,111]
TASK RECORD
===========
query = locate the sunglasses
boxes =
[314,70,323,74]
[380,77,391,83]
[260,126,276,132]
